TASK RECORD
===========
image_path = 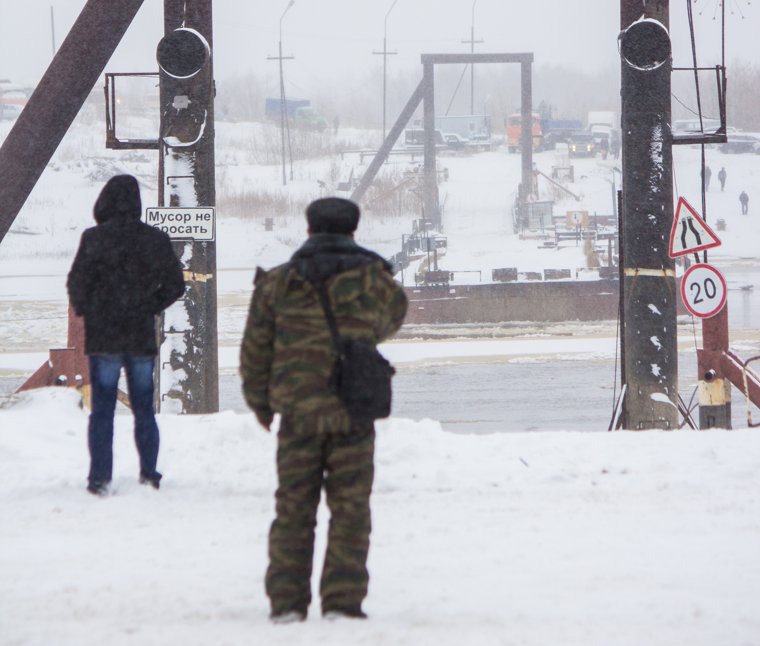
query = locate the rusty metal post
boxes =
[697,305,732,428]
[157,0,218,414]
[619,1,678,429]
[0,0,145,245]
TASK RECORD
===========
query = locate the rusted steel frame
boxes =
[0,0,145,245]
[720,352,760,426]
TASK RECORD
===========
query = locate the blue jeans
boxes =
[88,354,161,485]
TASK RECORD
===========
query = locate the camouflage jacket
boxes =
[240,234,408,430]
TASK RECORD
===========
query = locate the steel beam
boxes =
[350,80,424,204]
[0,0,145,245]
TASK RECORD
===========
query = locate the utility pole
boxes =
[619,0,678,429]
[373,0,398,142]
[158,0,218,414]
[267,0,295,186]
[462,0,483,115]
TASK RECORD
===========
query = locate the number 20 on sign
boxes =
[680,263,727,318]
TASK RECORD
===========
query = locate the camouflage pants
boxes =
[266,416,375,615]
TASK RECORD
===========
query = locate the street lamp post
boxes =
[270,0,295,186]
[373,0,399,142]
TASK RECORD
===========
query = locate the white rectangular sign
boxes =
[145,207,215,241]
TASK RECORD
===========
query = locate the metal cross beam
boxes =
[0,0,146,245]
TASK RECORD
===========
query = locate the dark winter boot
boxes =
[139,471,162,490]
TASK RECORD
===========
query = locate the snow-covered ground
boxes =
[2,111,760,644]
[1,388,759,646]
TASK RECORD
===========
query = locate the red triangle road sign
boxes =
[669,197,721,258]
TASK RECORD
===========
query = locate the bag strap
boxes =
[312,277,343,354]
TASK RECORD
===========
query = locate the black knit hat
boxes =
[306,197,360,234]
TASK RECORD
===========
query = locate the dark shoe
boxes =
[139,472,161,490]
[270,609,307,624]
[87,481,111,497]
[323,607,367,620]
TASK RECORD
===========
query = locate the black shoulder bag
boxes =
[313,279,395,422]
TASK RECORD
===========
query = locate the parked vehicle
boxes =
[721,133,760,154]
[673,117,721,134]
[443,133,467,151]
[0,79,31,120]
[506,112,584,152]
[506,112,542,153]
[587,110,617,143]
[541,118,584,150]
[264,97,327,130]
[434,114,491,150]
[568,132,596,157]
[404,128,446,148]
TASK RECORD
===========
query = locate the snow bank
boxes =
[1,389,759,645]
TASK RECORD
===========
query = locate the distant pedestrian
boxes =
[67,175,185,497]
[599,136,609,160]
[740,190,749,215]
[718,166,727,191]
[702,165,712,191]
[610,131,620,159]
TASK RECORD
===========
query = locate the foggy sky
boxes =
[0,1,757,96]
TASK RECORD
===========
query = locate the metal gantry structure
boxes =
[352,52,534,232]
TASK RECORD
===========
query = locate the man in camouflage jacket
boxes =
[240,197,407,622]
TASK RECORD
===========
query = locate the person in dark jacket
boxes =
[67,175,185,496]
[240,197,407,622]
[740,190,749,215]
[702,165,712,191]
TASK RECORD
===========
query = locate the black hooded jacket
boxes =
[67,175,185,355]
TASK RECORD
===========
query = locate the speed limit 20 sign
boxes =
[680,263,727,318]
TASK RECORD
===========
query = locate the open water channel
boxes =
[2,262,760,432]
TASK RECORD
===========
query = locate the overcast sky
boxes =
[0,1,756,93]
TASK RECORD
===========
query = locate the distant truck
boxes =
[264,97,327,131]
[506,112,582,152]
[506,112,542,152]
[541,118,584,149]
[587,110,617,144]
